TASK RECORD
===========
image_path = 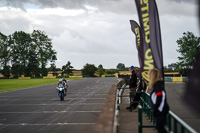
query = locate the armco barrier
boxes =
[101,75,105,77]
[164,77,172,82]
[164,77,187,82]
[56,76,69,78]
[182,77,188,82]
[43,76,56,79]
[172,77,183,82]
[18,77,31,79]
[69,76,82,78]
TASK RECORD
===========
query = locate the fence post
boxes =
[174,119,177,133]
[181,125,185,133]
[138,107,143,133]
[168,114,171,131]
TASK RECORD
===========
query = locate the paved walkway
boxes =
[118,83,200,133]
[118,87,157,133]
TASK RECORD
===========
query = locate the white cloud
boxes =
[160,14,198,66]
[28,8,85,16]
[0,0,198,69]
[157,0,197,16]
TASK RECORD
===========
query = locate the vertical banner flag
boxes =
[134,0,164,83]
[130,20,144,79]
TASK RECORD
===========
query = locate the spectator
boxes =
[126,66,137,110]
[130,78,147,110]
[148,68,169,133]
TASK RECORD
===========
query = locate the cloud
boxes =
[160,14,199,66]
[51,12,139,69]
[0,0,197,16]
[168,0,196,3]
[0,0,198,69]
[157,0,197,16]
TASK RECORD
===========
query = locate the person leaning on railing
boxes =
[126,66,137,110]
[131,78,147,110]
[148,68,170,133]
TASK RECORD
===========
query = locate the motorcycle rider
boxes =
[57,79,66,95]
[62,77,68,92]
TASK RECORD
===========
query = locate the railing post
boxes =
[129,91,132,108]
[168,114,171,131]
[174,119,177,133]
[181,125,185,133]
[150,110,153,122]
[138,107,143,133]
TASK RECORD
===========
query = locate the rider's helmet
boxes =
[59,79,62,84]
[62,77,65,80]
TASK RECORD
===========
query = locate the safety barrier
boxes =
[18,77,31,79]
[164,77,187,82]
[69,76,83,78]
[137,92,197,133]
[101,75,106,77]
[43,76,56,79]
[117,83,127,105]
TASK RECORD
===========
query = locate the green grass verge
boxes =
[0,78,80,92]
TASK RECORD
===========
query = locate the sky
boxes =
[0,0,198,69]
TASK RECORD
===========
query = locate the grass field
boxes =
[0,78,80,92]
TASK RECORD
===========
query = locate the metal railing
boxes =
[138,92,198,133]
[166,111,197,133]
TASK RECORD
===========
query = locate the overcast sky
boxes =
[0,0,198,69]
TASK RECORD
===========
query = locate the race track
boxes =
[0,78,118,133]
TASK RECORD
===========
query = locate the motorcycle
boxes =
[57,84,65,101]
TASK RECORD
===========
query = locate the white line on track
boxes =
[0,98,106,100]
[0,123,96,126]
[0,111,101,113]
[0,103,104,106]
[0,94,108,97]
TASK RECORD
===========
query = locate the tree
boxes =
[49,55,57,76]
[82,63,97,77]
[26,50,40,77]
[117,63,126,70]
[1,66,10,78]
[169,32,200,75]
[31,30,57,76]
[10,31,32,76]
[167,63,179,72]
[96,64,105,77]
[105,69,118,74]
[62,61,74,76]
[0,30,57,77]
[0,32,11,78]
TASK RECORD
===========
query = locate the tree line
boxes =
[0,30,56,78]
[2,30,197,78]
[49,61,126,77]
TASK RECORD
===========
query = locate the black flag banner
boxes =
[129,20,144,79]
[134,0,164,83]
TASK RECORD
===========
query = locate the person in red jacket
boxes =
[148,68,169,133]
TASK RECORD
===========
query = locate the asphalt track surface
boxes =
[165,82,200,132]
[0,78,118,133]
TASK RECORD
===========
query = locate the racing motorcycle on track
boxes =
[56,84,65,101]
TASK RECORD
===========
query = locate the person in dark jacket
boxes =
[130,78,147,110]
[126,66,137,110]
[148,68,169,133]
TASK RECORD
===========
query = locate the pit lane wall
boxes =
[164,77,187,82]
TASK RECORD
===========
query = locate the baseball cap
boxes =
[129,66,134,69]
